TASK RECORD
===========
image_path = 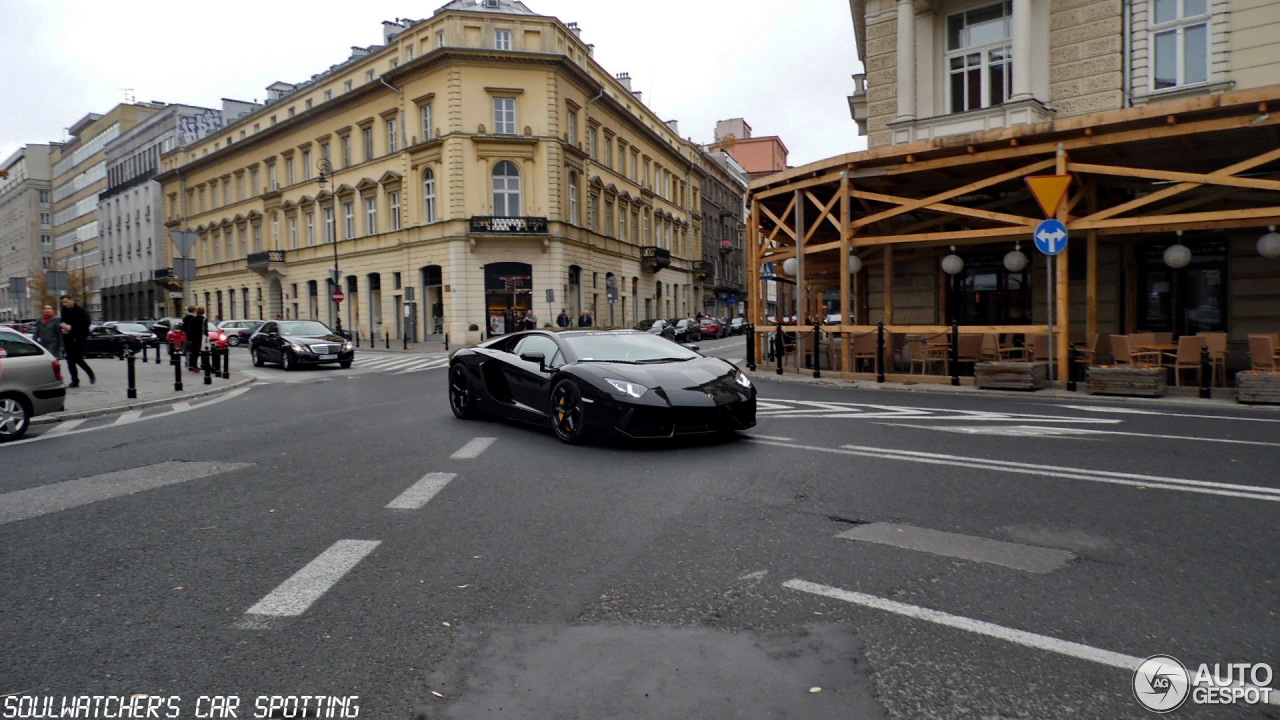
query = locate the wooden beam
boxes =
[851,157,1057,230]
[848,188,1039,228]
[1069,161,1280,192]
[1075,206,1280,232]
[803,189,841,244]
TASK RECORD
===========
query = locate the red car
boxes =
[166,324,229,352]
[698,317,726,339]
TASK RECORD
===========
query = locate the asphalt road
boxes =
[1,336,1276,719]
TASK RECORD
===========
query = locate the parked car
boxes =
[698,316,726,339]
[149,317,183,338]
[729,318,748,336]
[633,319,675,341]
[248,319,354,370]
[448,329,755,444]
[0,326,66,440]
[84,324,143,359]
[671,318,701,343]
[218,319,265,346]
[1,321,38,337]
[104,321,161,348]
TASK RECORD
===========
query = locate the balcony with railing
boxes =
[247,250,286,272]
[693,259,715,277]
[469,216,549,234]
[640,246,671,271]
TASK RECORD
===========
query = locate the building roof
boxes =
[434,0,537,16]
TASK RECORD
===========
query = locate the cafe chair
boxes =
[1111,335,1161,368]
[1162,335,1205,387]
[1196,332,1228,386]
[1248,334,1280,371]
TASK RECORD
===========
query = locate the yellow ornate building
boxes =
[158,0,703,345]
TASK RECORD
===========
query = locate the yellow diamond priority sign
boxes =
[1025,174,1072,218]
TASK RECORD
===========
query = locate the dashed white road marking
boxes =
[14,387,253,446]
[783,579,1280,706]
[114,410,144,425]
[746,438,1280,502]
[881,422,1280,447]
[837,523,1076,574]
[386,472,456,510]
[237,539,381,627]
[1058,404,1280,423]
[451,437,496,459]
[37,418,86,437]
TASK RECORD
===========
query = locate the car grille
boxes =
[309,343,341,354]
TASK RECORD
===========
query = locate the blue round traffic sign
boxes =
[1033,219,1068,256]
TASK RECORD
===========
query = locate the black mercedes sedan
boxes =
[248,319,354,370]
[448,329,755,444]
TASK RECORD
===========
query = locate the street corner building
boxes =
[155,0,717,348]
[751,0,1280,383]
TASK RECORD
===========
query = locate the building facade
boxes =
[157,0,705,345]
[99,104,226,321]
[51,104,164,319]
[751,0,1280,380]
[0,146,54,321]
[695,149,749,318]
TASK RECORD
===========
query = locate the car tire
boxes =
[282,351,296,371]
[251,347,264,367]
[339,359,353,369]
[448,364,476,419]
[550,379,588,444]
[228,336,240,347]
[0,394,31,441]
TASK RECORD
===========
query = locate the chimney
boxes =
[616,72,631,91]
[566,21,581,36]
[632,91,643,103]
[383,20,406,44]
[666,119,679,135]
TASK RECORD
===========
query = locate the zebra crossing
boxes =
[239,352,449,382]
[352,353,450,374]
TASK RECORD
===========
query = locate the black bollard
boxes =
[950,321,960,387]
[1199,344,1212,399]
[746,323,756,372]
[775,324,784,375]
[219,346,230,379]
[156,342,163,364]
[385,330,390,349]
[126,349,137,399]
[202,347,213,385]
[444,333,449,353]
[171,345,184,392]
[356,333,361,348]
[141,343,148,363]
[812,321,821,379]
[404,334,408,351]
[877,322,886,383]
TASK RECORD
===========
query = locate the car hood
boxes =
[579,357,750,405]
[280,332,346,344]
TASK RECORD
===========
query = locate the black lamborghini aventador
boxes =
[447,329,756,443]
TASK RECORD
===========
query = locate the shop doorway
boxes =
[484,261,533,336]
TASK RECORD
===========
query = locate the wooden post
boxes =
[749,199,763,364]
[840,171,852,374]
[1055,143,1071,382]
[884,246,895,326]
[794,189,805,326]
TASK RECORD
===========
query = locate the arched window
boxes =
[422,168,437,224]
[492,161,521,217]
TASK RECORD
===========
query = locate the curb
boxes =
[31,377,257,426]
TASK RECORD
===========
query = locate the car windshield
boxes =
[279,321,333,336]
[114,323,149,332]
[563,332,699,363]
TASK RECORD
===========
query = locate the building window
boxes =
[324,206,336,243]
[285,158,295,186]
[437,31,445,47]
[492,160,521,217]
[588,127,597,159]
[384,118,397,153]
[493,97,516,135]
[568,171,579,225]
[341,135,352,167]
[307,212,316,246]
[495,29,512,50]
[363,127,374,160]
[365,69,375,82]
[364,196,377,235]
[423,168,437,223]
[946,1,1013,114]
[567,110,577,146]
[343,201,355,238]
[588,193,598,231]
[1152,0,1209,90]
[604,137,613,169]
[344,79,353,92]
[302,149,312,179]
[421,104,433,141]
[289,216,298,249]
[389,191,401,230]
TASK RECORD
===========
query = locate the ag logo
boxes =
[1134,654,1190,712]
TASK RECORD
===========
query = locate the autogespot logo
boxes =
[1134,655,1191,713]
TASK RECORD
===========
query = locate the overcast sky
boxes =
[1,0,867,169]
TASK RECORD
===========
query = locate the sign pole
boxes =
[1047,255,1054,382]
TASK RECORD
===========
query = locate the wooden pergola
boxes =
[749,86,1280,382]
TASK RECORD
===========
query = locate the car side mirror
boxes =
[520,351,546,370]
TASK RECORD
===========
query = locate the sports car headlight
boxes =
[735,372,752,388]
[605,378,648,398]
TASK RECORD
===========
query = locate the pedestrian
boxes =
[578,310,593,327]
[556,308,570,328]
[33,303,64,359]
[59,295,95,387]
[524,309,538,330]
[182,306,204,372]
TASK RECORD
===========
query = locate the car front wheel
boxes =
[227,336,240,347]
[281,351,296,371]
[0,395,31,441]
[449,364,476,419]
[251,347,264,367]
[550,379,587,444]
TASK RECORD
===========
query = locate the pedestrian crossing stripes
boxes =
[352,355,449,374]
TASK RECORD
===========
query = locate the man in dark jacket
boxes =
[181,306,204,372]
[59,296,95,387]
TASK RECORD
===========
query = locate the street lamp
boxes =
[317,157,343,335]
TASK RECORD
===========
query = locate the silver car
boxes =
[0,326,66,440]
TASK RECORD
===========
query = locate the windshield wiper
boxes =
[634,357,694,364]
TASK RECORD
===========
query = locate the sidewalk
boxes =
[33,350,254,425]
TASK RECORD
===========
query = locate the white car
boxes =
[0,326,66,440]
[218,319,265,346]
